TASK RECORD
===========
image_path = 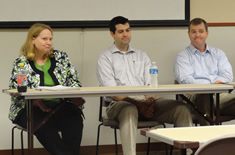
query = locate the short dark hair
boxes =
[188,18,208,32]
[109,16,129,34]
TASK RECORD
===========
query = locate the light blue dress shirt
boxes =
[96,43,152,87]
[174,44,233,84]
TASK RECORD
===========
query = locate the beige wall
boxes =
[0,1,235,150]
[191,0,235,23]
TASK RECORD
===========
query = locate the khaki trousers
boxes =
[190,93,235,125]
[106,97,192,155]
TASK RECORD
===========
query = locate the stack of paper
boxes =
[37,85,80,91]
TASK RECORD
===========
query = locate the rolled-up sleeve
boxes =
[96,53,117,87]
[215,49,233,83]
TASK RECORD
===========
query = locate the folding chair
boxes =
[195,134,235,155]
[96,97,166,155]
[174,80,235,125]
[11,102,65,155]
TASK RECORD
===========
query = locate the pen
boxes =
[36,88,42,91]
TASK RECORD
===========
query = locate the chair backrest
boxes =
[174,80,179,84]
[99,96,112,121]
[98,97,104,122]
[195,134,235,155]
[174,80,183,101]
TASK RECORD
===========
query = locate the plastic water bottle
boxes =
[149,61,158,87]
[17,63,27,92]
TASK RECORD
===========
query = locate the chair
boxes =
[11,102,65,155]
[96,97,166,155]
[12,125,25,155]
[174,80,235,125]
[195,134,235,155]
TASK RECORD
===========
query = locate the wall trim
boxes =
[208,23,235,27]
[1,142,180,155]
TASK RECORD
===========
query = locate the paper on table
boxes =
[37,85,80,91]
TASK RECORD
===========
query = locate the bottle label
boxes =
[150,69,158,74]
[17,75,27,85]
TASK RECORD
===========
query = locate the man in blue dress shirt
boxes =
[174,18,235,125]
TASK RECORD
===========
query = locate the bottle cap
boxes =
[19,63,24,67]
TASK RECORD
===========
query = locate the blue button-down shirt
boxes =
[174,44,233,84]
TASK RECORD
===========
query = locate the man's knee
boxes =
[122,104,138,115]
[118,104,138,121]
[175,103,191,116]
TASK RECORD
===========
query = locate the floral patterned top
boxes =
[9,50,82,121]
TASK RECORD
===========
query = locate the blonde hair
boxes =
[20,23,54,60]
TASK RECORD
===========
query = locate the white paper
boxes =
[37,85,80,91]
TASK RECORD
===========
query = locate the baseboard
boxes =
[1,142,179,155]
[86,142,179,154]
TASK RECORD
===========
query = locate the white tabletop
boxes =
[3,84,233,99]
[141,125,235,149]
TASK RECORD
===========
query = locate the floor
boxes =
[103,151,181,155]
[138,152,181,155]
[102,149,193,155]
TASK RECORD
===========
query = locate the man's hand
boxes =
[115,96,155,118]
[138,99,154,118]
[33,99,51,112]
[145,95,156,101]
[215,80,224,84]
[71,97,85,107]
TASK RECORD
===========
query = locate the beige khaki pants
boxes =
[189,93,235,126]
[106,97,192,155]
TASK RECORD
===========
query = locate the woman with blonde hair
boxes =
[9,23,84,155]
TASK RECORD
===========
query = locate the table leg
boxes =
[210,94,214,125]
[181,149,186,155]
[179,94,214,124]
[27,99,34,154]
[215,93,220,125]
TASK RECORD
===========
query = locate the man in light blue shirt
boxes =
[174,18,235,125]
[97,16,192,155]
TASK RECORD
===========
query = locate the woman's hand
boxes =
[71,97,85,107]
[33,99,51,112]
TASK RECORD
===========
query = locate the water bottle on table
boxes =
[17,63,27,92]
[149,61,158,87]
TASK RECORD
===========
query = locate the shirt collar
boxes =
[110,43,135,54]
[189,43,211,54]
